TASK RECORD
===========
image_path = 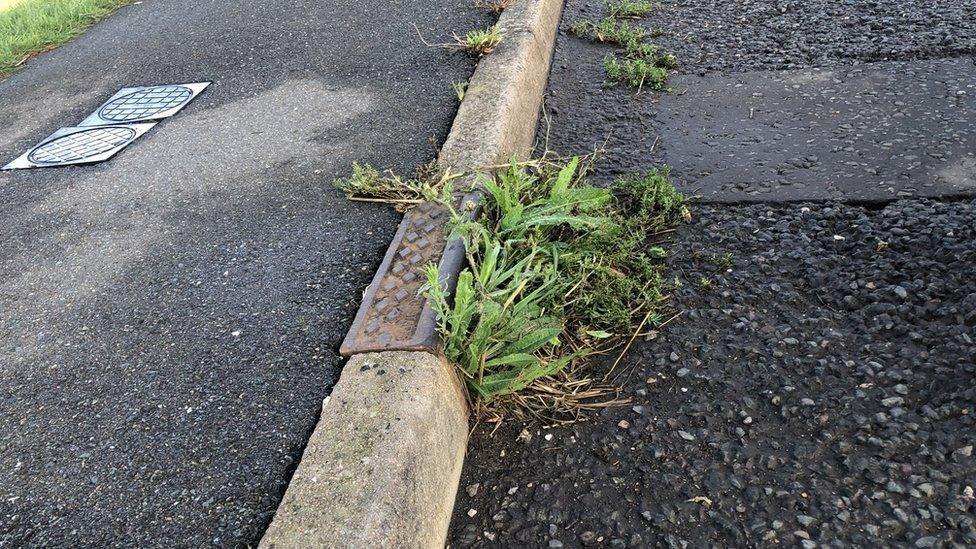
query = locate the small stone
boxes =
[800,398,816,406]
[794,530,810,539]
[893,507,909,522]
[676,368,690,377]
[678,430,695,441]
[887,481,905,494]
[893,286,908,299]
[915,537,937,548]
[466,483,480,497]
[618,420,630,429]
[548,540,563,548]
[917,483,934,497]
[801,541,817,549]
[894,384,909,395]
[797,515,816,527]
[467,509,477,517]
[955,445,973,458]
[882,396,904,407]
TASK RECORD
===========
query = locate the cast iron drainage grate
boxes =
[2,82,209,170]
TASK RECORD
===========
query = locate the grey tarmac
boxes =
[0,0,490,546]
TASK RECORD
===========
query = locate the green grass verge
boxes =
[424,156,689,403]
[0,0,130,77]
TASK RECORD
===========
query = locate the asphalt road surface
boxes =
[0,0,489,545]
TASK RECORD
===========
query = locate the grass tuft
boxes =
[569,17,646,48]
[605,0,657,18]
[457,24,504,56]
[604,55,668,90]
[423,155,689,406]
[1,0,130,77]
[569,6,677,91]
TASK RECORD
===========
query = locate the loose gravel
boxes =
[542,0,976,202]
[450,198,976,548]
[567,0,976,73]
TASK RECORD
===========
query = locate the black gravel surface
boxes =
[542,0,976,202]
[450,198,976,548]
[0,0,490,546]
[544,57,976,202]
[568,0,976,73]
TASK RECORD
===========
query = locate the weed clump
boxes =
[569,17,646,47]
[333,162,448,211]
[569,2,677,90]
[604,56,668,90]
[606,0,657,18]
[424,156,689,405]
[458,25,504,56]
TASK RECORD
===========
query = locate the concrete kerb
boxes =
[260,351,468,549]
[439,0,565,169]
[260,0,564,545]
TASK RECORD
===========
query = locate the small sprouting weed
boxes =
[698,276,713,290]
[712,252,733,270]
[453,80,468,102]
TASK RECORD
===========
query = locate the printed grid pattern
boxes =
[98,86,193,122]
[28,127,137,165]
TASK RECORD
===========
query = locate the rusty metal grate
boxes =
[340,201,452,355]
